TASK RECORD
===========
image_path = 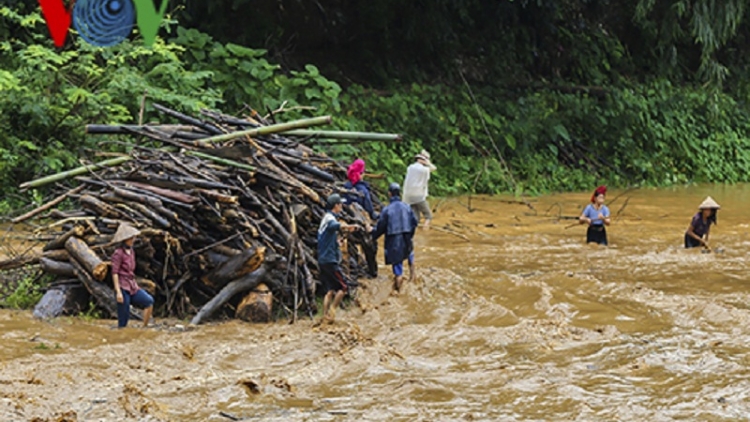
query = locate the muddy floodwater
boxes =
[3,185,750,421]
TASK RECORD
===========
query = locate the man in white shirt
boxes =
[402,149,436,230]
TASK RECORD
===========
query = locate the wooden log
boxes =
[85,124,199,134]
[39,257,76,277]
[19,156,131,190]
[80,194,123,218]
[109,180,199,204]
[194,116,332,146]
[43,225,85,251]
[212,244,242,257]
[236,283,273,323]
[201,247,266,290]
[191,265,269,325]
[84,234,114,245]
[42,249,71,261]
[65,236,108,281]
[152,103,224,135]
[32,284,90,319]
[69,257,117,318]
[197,189,238,204]
[12,186,85,224]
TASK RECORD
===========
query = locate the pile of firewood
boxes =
[0,104,398,324]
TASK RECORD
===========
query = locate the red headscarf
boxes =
[591,185,607,203]
[347,159,365,185]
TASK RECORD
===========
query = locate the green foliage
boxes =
[0,269,46,310]
[78,302,103,321]
[3,1,750,202]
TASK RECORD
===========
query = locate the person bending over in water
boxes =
[111,223,154,328]
[685,196,720,249]
[579,185,611,245]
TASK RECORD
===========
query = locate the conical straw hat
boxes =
[112,223,141,244]
[698,196,720,210]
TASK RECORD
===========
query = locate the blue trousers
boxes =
[392,252,415,276]
[117,289,154,328]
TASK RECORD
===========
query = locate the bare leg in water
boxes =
[142,306,153,327]
[326,290,345,322]
[322,291,334,321]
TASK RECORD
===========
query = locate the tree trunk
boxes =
[235,283,273,323]
[191,265,268,325]
[69,257,117,318]
[201,247,266,290]
[39,257,76,277]
[65,236,108,281]
[43,225,85,251]
[32,284,90,319]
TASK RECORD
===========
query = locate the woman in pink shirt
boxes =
[111,224,153,328]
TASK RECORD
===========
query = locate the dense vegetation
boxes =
[3,0,750,210]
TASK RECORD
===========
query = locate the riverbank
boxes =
[2,186,750,420]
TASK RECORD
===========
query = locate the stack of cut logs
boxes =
[1,104,398,324]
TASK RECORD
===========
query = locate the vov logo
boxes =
[39,0,168,48]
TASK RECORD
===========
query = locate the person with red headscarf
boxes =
[578,185,611,245]
[343,159,378,220]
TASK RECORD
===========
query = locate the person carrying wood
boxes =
[371,183,418,293]
[344,158,378,220]
[579,185,611,245]
[111,223,154,328]
[685,196,720,249]
[317,194,360,323]
[403,149,436,230]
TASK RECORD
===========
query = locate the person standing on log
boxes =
[111,223,154,328]
[344,158,378,221]
[685,196,720,249]
[371,183,418,293]
[318,194,360,323]
[403,149,436,230]
[579,185,611,246]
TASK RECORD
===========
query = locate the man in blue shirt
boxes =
[318,193,359,322]
[371,183,418,294]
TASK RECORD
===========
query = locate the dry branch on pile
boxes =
[2,104,394,324]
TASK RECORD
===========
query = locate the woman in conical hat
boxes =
[111,223,154,328]
[685,196,720,249]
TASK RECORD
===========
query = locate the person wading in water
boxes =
[403,149,436,230]
[317,194,360,323]
[111,223,154,328]
[579,185,611,245]
[343,158,378,221]
[685,196,720,249]
[371,183,418,293]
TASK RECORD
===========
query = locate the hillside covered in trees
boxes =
[2,0,750,208]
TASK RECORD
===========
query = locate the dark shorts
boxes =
[318,263,348,294]
[586,225,607,245]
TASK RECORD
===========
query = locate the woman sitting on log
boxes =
[111,224,154,328]
[579,185,611,246]
[343,159,378,220]
[685,196,720,249]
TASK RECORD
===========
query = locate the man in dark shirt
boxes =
[317,194,359,322]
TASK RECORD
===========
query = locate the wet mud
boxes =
[2,185,750,421]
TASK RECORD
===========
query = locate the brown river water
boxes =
[2,186,750,421]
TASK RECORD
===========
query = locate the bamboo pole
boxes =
[184,151,256,172]
[19,156,132,190]
[280,129,402,142]
[194,116,332,146]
